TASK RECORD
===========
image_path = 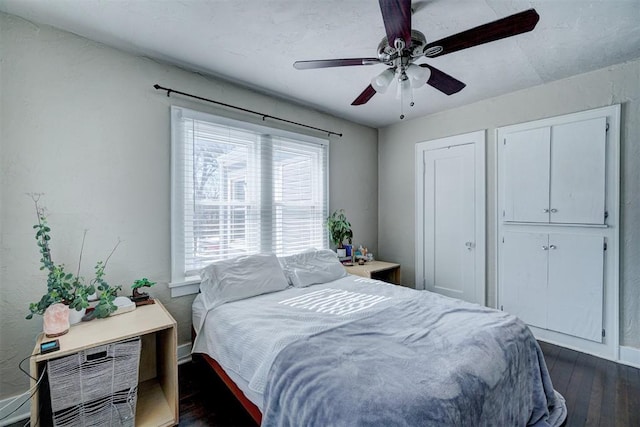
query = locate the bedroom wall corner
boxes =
[0,12,378,400]
[377,58,640,352]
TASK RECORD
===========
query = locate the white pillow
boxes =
[280,249,347,288]
[199,253,289,310]
[277,248,316,282]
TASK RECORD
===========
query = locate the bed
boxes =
[192,250,567,426]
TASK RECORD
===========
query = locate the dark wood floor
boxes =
[538,341,640,427]
[9,342,639,426]
[179,343,639,427]
[178,356,257,427]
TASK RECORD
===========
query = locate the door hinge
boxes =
[500,305,504,311]
[502,236,505,243]
[503,138,506,145]
[502,210,505,217]
[604,242,607,251]
[602,329,606,338]
[604,211,609,220]
[605,123,610,132]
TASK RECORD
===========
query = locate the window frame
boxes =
[169,106,330,297]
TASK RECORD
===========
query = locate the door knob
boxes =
[543,208,549,213]
[550,208,558,213]
[465,241,475,250]
[542,245,549,250]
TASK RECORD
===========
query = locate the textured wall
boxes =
[0,13,378,399]
[378,59,640,349]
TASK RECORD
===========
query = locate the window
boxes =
[170,107,329,295]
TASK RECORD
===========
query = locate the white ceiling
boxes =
[2,0,639,128]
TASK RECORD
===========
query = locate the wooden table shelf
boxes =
[344,260,401,285]
[30,300,178,426]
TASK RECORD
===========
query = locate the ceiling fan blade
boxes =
[293,58,380,70]
[379,0,412,47]
[351,85,377,106]
[419,64,466,95]
[423,9,540,58]
[411,1,430,15]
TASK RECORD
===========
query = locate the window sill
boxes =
[168,276,201,297]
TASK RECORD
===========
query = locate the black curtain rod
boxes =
[153,84,342,138]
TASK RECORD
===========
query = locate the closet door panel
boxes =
[547,233,604,342]
[550,117,606,224]
[503,127,550,223]
[501,231,548,329]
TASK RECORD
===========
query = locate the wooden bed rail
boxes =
[191,327,263,425]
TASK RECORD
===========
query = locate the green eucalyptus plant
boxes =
[326,209,353,249]
[26,194,121,320]
[88,259,122,319]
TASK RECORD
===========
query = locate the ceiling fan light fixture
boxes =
[396,74,412,100]
[371,68,395,93]
[293,6,540,112]
[406,63,430,88]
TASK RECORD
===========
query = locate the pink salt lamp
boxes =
[43,303,70,337]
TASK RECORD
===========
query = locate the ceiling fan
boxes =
[293,0,539,119]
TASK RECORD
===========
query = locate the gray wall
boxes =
[378,58,640,349]
[0,13,377,398]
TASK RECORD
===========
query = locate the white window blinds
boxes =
[171,106,328,283]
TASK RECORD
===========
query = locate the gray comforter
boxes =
[262,291,566,426]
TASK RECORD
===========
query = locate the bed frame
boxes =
[192,328,263,425]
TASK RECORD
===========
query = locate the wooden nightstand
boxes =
[30,300,178,426]
[344,260,401,285]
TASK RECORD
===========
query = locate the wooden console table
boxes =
[30,300,178,426]
[344,260,401,285]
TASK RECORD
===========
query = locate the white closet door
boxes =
[550,117,606,224]
[423,144,477,302]
[503,127,550,223]
[501,231,548,329]
[547,233,604,342]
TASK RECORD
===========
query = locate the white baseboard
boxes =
[178,342,193,365]
[0,395,30,426]
[619,345,640,369]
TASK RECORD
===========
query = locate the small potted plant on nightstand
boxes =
[326,209,353,258]
[131,278,156,306]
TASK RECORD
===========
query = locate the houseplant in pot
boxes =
[326,209,353,257]
[130,277,156,306]
[26,195,121,333]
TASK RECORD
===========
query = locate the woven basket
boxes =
[46,337,141,426]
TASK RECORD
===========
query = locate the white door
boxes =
[501,231,549,329]
[422,143,477,302]
[550,117,607,224]
[547,233,604,342]
[503,127,550,223]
